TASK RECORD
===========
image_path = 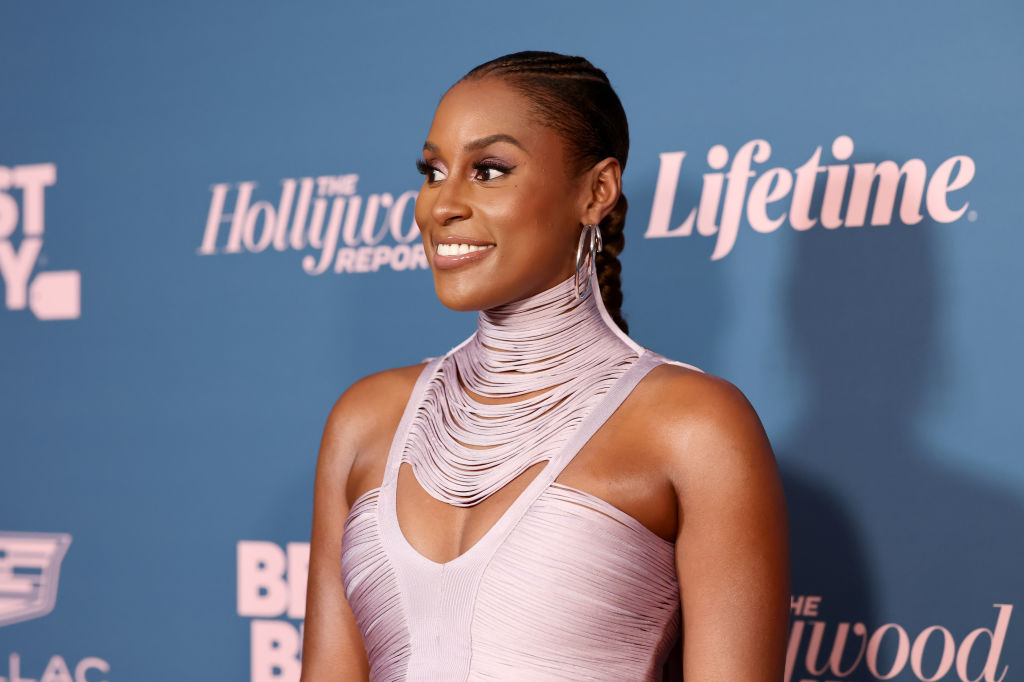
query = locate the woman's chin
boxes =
[429,261,572,311]
[431,276,508,312]
[433,287,491,312]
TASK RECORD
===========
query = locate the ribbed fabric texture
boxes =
[340,268,700,681]
[400,267,640,507]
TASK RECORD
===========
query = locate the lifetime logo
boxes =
[0,163,81,320]
[198,173,428,276]
[646,135,976,260]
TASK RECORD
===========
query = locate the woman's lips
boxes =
[432,239,496,270]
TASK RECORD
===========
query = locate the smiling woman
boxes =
[413,74,615,314]
[299,51,790,682]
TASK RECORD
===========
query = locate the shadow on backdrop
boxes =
[778,201,1023,677]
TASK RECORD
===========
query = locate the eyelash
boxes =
[415,159,514,184]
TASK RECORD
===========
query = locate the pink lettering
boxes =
[747,167,792,234]
[644,152,693,238]
[409,242,429,270]
[644,136,975,260]
[199,181,255,254]
[866,623,911,680]
[243,201,276,253]
[926,156,975,223]
[956,604,1012,682]
[371,246,391,271]
[911,625,955,681]
[303,197,347,275]
[354,246,373,273]
[712,140,771,260]
[334,247,355,273]
[271,178,297,251]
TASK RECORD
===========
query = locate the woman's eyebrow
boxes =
[422,133,530,156]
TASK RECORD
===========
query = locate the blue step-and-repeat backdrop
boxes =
[2,2,1021,681]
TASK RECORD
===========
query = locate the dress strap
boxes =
[537,349,664,488]
[380,355,446,492]
[474,349,666,554]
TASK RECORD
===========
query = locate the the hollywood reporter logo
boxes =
[646,135,976,259]
[199,173,428,275]
[0,163,81,320]
[787,595,1012,682]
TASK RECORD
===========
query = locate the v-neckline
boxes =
[380,349,659,570]
[388,458,556,568]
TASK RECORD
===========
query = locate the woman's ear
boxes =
[579,157,622,225]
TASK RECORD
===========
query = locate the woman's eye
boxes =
[474,164,511,181]
[415,159,446,183]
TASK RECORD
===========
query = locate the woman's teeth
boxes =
[436,243,495,256]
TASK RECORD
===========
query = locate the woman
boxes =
[301,51,789,681]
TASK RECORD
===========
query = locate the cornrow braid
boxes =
[596,194,628,334]
[461,51,630,334]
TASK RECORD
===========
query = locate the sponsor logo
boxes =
[0,653,109,682]
[237,540,308,682]
[1,531,110,681]
[0,531,71,627]
[0,163,81,320]
[787,595,1012,682]
[646,136,976,260]
[199,174,428,275]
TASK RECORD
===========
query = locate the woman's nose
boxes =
[431,175,471,226]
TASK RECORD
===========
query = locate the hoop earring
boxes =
[574,223,603,300]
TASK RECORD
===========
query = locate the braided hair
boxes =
[460,51,630,334]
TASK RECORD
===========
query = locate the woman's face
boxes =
[414,77,588,311]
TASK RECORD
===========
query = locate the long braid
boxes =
[461,51,630,333]
[597,194,628,334]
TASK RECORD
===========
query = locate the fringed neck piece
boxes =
[401,269,641,507]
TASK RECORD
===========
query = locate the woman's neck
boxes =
[455,269,639,400]
[400,267,642,506]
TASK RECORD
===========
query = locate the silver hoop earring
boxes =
[574,223,603,300]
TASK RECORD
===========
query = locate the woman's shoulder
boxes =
[633,348,775,478]
[320,360,433,460]
[333,359,432,417]
[637,348,745,415]
[341,359,433,402]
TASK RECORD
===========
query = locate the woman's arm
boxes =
[299,382,374,681]
[659,371,790,679]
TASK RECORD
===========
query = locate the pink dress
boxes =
[341,270,698,680]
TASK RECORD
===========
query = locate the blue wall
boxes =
[2,2,1021,680]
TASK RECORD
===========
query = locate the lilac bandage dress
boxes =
[341,269,700,681]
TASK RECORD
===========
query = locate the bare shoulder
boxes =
[325,362,428,431]
[636,364,788,676]
[633,361,777,491]
[318,361,430,481]
[303,361,429,680]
